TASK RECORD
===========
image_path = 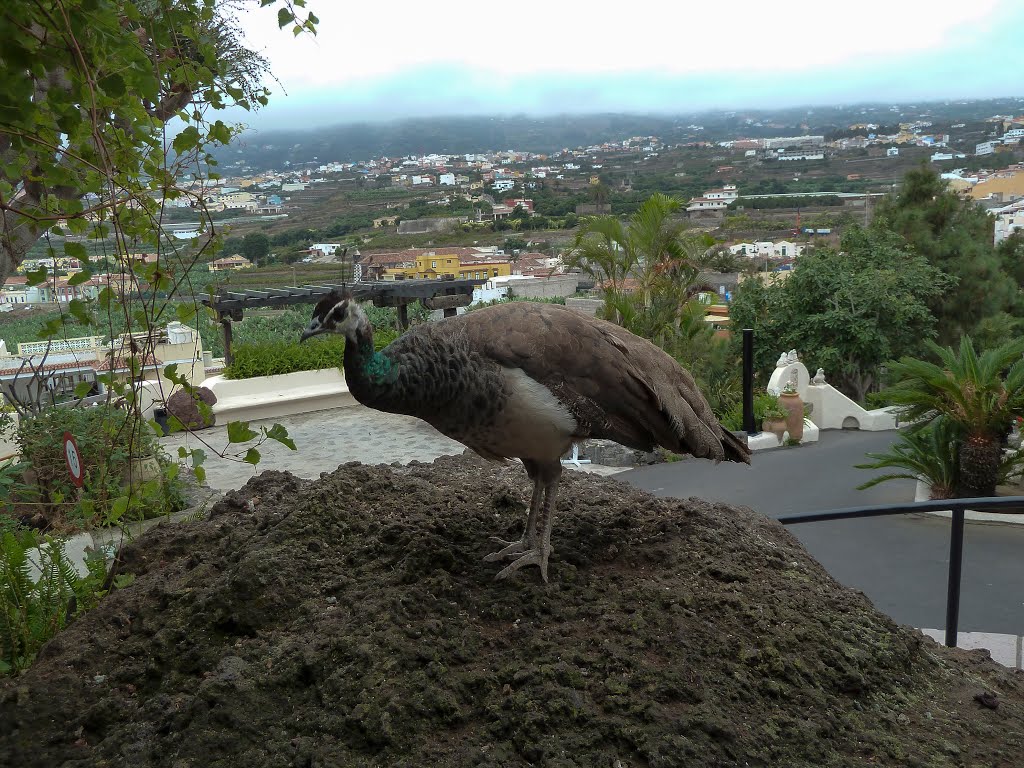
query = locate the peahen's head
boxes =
[300,291,370,344]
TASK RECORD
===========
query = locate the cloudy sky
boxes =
[238,0,1023,130]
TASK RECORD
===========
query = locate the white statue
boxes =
[776,352,789,368]
[811,367,826,385]
[786,349,799,364]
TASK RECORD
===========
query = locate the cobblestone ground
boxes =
[160,405,467,491]
[160,405,625,492]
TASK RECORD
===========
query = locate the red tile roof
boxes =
[0,359,90,376]
[90,353,160,372]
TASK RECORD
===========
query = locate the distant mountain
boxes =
[215,114,686,170]
[214,99,1023,172]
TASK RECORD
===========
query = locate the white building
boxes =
[729,241,805,258]
[438,173,456,186]
[310,243,345,257]
[763,135,825,149]
[219,191,258,211]
[686,197,730,213]
[976,141,998,156]
[994,200,1024,245]
[704,184,739,202]
[491,179,515,192]
[886,147,899,157]
[775,149,825,161]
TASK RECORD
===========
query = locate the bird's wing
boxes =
[456,303,749,463]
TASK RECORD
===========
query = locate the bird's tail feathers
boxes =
[720,427,752,464]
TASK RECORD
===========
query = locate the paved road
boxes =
[620,430,1024,636]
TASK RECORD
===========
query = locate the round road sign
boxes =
[63,431,84,488]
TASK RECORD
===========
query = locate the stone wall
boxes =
[507,275,580,300]
[397,217,466,235]
[565,298,603,316]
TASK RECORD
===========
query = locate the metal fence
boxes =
[779,497,1024,648]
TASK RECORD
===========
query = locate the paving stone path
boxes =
[160,405,467,491]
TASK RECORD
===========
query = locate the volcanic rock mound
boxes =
[3,454,1023,767]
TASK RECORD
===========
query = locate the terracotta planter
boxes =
[779,393,804,442]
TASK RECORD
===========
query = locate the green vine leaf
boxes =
[266,423,296,450]
[227,421,259,444]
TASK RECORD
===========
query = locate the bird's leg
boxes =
[483,478,542,562]
[494,469,561,583]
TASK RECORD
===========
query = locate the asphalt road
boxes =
[620,430,1024,635]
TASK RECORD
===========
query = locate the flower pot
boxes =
[779,393,804,442]
[153,408,171,436]
[125,455,161,488]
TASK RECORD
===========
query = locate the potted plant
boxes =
[755,392,788,440]
[856,417,960,499]
[863,336,1024,498]
[778,382,805,442]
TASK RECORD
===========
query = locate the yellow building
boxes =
[969,172,1024,203]
[385,254,512,281]
[208,255,254,272]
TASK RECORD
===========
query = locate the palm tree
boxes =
[564,193,706,333]
[882,336,1024,497]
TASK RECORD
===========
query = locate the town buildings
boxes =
[384,253,512,282]
[994,199,1024,245]
[0,322,206,407]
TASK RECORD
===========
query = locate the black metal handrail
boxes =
[779,496,1024,648]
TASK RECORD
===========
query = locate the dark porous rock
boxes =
[4,454,1024,768]
[577,438,663,467]
[165,387,217,430]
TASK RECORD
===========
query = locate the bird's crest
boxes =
[311,288,353,322]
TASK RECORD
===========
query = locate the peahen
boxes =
[300,292,750,582]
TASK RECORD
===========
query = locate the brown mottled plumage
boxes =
[301,293,749,581]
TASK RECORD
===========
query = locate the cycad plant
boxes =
[878,336,1024,497]
[857,417,961,499]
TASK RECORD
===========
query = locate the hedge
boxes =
[223,329,398,380]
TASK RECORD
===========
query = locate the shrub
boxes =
[719,391,786,432]
[223,328,397,380]
[15,405,184,531]
[0,528,115,676]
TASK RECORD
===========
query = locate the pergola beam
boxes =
[202,278,486,363]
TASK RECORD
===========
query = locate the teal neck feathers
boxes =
[343,325,397,398]
[359,337,394,383]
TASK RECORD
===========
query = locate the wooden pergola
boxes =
[201,278,487,364]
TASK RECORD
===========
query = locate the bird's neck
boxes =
[343,322,396,398]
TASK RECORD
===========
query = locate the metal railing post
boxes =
[742,328,757,434]
[944,505,966,648]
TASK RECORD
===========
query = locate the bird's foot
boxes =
[482,536,534,562]
[493,545,551,583]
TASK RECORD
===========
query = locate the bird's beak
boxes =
[299,325,325,343]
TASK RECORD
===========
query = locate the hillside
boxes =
[3,454,1023,767]
[215,99,1024,171]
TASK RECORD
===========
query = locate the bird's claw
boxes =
[493,547,550,583]
[483,537,531,562]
